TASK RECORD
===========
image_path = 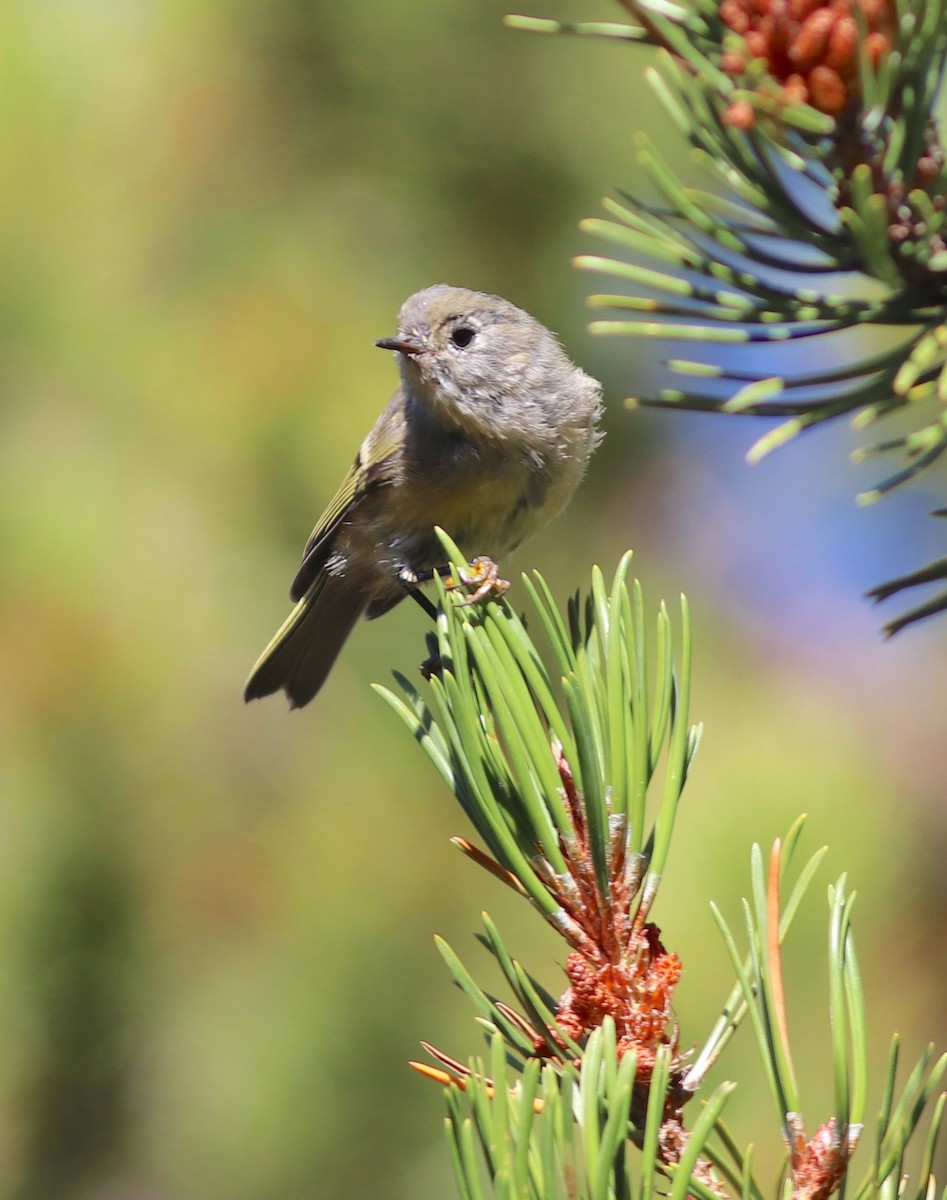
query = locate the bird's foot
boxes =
[419,653,443,681]
[446,555,510,607]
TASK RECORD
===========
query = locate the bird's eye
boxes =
[450,326,476,348]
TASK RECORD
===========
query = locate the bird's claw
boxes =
[446,555,510,607]
[419,653,443,681]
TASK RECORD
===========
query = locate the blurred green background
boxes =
[2,2,946,1197]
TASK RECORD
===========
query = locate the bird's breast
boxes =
[334,418,588,603]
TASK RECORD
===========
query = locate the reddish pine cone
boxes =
[720,0,895,118]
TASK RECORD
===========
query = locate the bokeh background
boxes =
[2,2,946,1198]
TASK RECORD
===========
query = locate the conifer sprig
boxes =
[508,0,947,633]
[378,547,946,1199]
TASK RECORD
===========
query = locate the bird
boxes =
[244,283,603,709]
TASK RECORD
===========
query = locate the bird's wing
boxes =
[289,397,405,602]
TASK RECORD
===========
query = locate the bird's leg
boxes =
[398,566,448,678]
[446,555,510,607]
[409,590,438,620]
[400,559,509,683]
[398,565,446,621]
[400,556,508,619]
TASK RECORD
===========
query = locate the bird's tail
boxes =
[244,572,367,709]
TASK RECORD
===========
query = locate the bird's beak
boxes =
[374,335,425,356]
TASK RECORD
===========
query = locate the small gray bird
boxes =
[245,284,603,708]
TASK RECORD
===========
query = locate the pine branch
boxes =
[509,0,947,634]
[379,545,947,1199]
